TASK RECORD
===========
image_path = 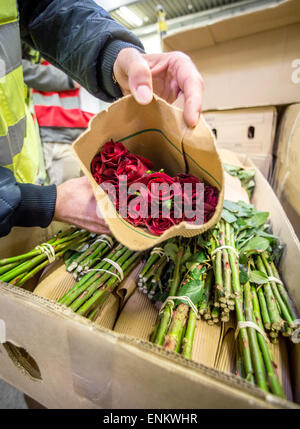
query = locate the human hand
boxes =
[73,80,81,89]
[113,48,204,127]
[54,177,109,234]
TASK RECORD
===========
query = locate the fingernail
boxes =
[191,112,200,127]
[135,85,153,104]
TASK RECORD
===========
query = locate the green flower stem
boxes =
[15,234,90,287]
[153,304,173,346]
[199,269,213,315]
[75,252,141,316]
[164,303,189,353]
[139,253,160,278]
[255,256,281,331]
[0,262,19,275]
[226,222,255,384]
[80,242,111,271]
[69,241,105,271]
[150,319,160,343]
[142,255,167,285]
[220,221,232,298]
[261,253,296,325]
[182,308,197,359]
[0,254,48,283]
[269,262,297,320]
[65,251,81,269]
[152,247,184,345]
[251,285,285,397]
[70,249,134,312]
[244,282,269,392]
[0,228,78,267]
[58,244,124,305]
[255,283,272,331]
[211,231,224,302]
[236,342,245,378]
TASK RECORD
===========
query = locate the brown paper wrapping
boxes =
[192,320,224,368]
[73,94,224,251]
[34,260,76,302]
[114,290,158,341]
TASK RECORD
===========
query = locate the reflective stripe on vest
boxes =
[0,0,39,183]
[33,88,94,129]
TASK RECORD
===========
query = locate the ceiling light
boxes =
[116,6,143,27]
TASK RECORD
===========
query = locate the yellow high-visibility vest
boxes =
[0,0,39,183]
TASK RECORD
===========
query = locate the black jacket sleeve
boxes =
[0,167,57,237]
[18,0,145,102]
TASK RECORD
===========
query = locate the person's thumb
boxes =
[126,51,153,105]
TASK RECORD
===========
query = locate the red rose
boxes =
[117,154,154,185]
[91,154,102,178]
[100,139,129,166]
[176,173,202,200]
[145,216,175,235]
[139,172,181,203]
[96,166,118,185]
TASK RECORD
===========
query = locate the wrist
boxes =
[100,40,145,100]
[12,183,57,228]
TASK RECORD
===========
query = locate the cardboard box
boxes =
[0,157,299,409]
[204,107,277,156]
[248,154,273,181]
[203,107,276,179]
[162,0,300,111]
[273,103,300,238]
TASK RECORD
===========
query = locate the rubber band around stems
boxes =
[85,257,124,282]
[291,320,300,344]
[234,320,270,344]
[256,276,283,291]
[93,235,114,248]
[159,296,200,319]
[211,245,239,258]
[150,247,169,261]
[267,276,283,285]
[102,258,124,281]
[35,243,56,263]
[85,268,121,282]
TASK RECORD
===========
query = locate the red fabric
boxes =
[32,88,80,98]
[34,105,94,128]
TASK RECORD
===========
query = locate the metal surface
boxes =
[96,0,285,30]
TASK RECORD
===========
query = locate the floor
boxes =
[0,379,28,409]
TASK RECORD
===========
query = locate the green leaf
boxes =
[249,270,269,285]
[221,208,237,223]
[197,235,210,248]
[163,242,179,262]
[241,236,270,254]
[176,276,205,306]
[239,253,248,266]
[246,212,269,228]
[181,246,192,265]
[224,164,239,176]
[223,200,241,213]
[239,270,249,285]
[186,250,207,265]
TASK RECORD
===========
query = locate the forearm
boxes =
[22,59,74,92]
[0,167,56,237]
[18,0,144,101]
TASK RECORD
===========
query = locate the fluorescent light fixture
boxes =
[116,6,143,27]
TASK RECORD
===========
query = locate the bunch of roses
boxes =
[91,140,219,235]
